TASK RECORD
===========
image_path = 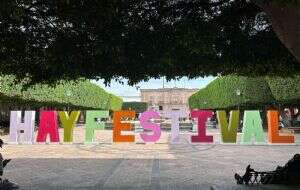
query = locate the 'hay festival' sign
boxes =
[8,110,296,145]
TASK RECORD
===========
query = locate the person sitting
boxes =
[236,154,300,185]
[234,165,254,185]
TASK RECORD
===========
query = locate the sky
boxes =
[93,76,215,102]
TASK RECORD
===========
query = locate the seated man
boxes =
[234,165,254,185]
[236,154,300,185]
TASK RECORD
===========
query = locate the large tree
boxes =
[255,0,300,62]
[188,75,275,110]
[0,75,123,110]
[0,0,299,85]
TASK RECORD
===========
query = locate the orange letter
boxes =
[267,110,294,144]
[113,111,135,142]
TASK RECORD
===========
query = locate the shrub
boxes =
[0,75,122,110]
[266,75,300,106]
[188,75,275,110]
[122,102,148,113]
[108,94,123,111]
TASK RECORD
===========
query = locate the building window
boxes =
[159,106,163,111]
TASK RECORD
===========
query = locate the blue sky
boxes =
[93,76,215,101]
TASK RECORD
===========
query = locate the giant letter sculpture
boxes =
[166,110,186,143]
[85,110,109,143]
[241,111,265,144]
[36,111,60,143]
[267,110,294,144]
[9,111,36,144]
[113,111,135,142]
[217,110,239,143]
[59,111,80,143]
[191,110,214,143]
[140,111,161,143]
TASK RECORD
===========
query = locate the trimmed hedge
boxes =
[189,75,275,110]
[0,75,122,110]
[266,76,300,106]
[108,94,123,111]
[122,102,148,113]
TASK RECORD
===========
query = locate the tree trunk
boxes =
[259,2,300,62]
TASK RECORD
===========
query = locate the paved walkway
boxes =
[1,128,299,190]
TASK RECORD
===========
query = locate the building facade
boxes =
[140,88,198,119]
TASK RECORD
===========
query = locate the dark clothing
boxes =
[236,154,300,185]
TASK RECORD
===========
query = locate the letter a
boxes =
[241,111,265,144]
[36,111,60,143]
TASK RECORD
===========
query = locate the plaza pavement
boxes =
[1,128,300,190]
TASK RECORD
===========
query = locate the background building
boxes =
[140,88,198,119]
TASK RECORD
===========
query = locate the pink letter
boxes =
[36,111,60,143]
[191,110,213,143]
[140,111,161,143]
[166,110,186,143]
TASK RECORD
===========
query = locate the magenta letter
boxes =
[140,111,161,143]
[36,111,60,143]
[191,110,213,143]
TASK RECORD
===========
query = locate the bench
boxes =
[286,127,300,133]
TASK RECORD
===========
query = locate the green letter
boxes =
[241,111,265,144]
[85,110,109,143]
[59,111,80,143]
[217,110,239,143]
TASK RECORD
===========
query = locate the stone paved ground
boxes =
[1,128,300,190]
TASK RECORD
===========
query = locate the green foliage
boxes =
[189,75,300,109]
[0,75,122,110]
[122,102,148,113]
[254,0,300,5]
[108,94,123,111]
[266,76,300,105]
[0,0,299,85]
[188,75,275,110]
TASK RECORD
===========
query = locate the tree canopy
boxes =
[122,102,148,113]
[266,76,300,106]
[1,0,299,85]
[0,75,123,110]
[108,94,124,111]
[188,75,275,110]
[188,75,300,109]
